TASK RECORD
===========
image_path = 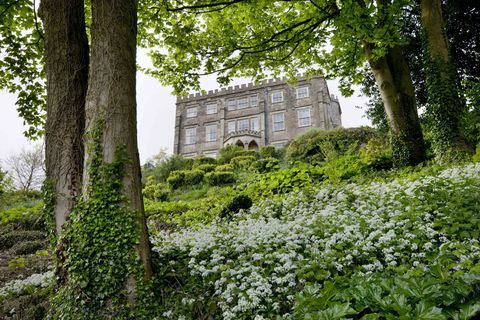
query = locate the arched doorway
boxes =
[235,140,245,149]
[248,140,259,151]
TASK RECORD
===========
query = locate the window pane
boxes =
[227,100,236,111]
[186,107,197,118]
[238,97,249,109]
[185,128,196,144]
[206,103,217,114]
[204,151,217,159]
[228,121,236,133]
[206,125,217,141]
[272,113,285,131]
[249,95,258,107]
[296,87,309,99]
[238,119,249,131]
[250,118,259,131]
[271,91,283,103]
[297,108,311,127]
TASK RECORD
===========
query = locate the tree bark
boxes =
[39,0,88,234]
[84,0,152,293]
[420,0,471,159]
[364,43,426,166]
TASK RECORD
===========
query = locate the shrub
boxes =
[184,169,205,185]
[473,144,480,163]
[143,155,193,183]
[215,164,234,172]
[286,127,378,164]
[0,203,44,230]
[166,170,186,189]
[236,150,259,158]
[259,145,280,159]
[220,194,253,219]
[195,164,217,173]
[245,163,324,197]
[218,145,245,164]
[143,178,170,201]
[359,136,393,170]
[205,171,235,186]
[0,230,45,250]
[12,240,46,255]
[193,156,217,167]
[321,155,369,183]
[230,155,257,170]
[250,157,280,173]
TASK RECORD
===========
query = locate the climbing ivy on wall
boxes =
[48,127,155,319]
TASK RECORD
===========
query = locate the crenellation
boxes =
[174,75,330,103]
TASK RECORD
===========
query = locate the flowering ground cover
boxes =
[151,163,480,319]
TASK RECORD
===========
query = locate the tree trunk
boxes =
[420,0,471,160]
[364,43,426,166]
[83,0,152,299]
[40,0,88,235]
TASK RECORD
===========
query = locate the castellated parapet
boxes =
[173,75,342,158]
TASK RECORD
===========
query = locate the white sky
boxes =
[0,51,370,165]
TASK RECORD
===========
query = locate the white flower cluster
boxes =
[152,163,480,319]
[0,271,54,299]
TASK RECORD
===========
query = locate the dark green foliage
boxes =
[12,240,46,255]
[259,146,282,160]
[230,155,257,170]
[295,266,480,319]
[286,127,378,164]
[195,164,216,173]
[192,156,217,167]
[0,230,44,250]
[219,194,253,219]
[184,169,205,185]
[205,171,235,186]
[423,54,471,160]
[217,145,246,164]
[251,157,280,173]
[462,81,480,147]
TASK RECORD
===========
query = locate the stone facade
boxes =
[174,75,342,158]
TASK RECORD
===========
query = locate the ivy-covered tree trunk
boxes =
[364,43,426,166]
[420,0,471,160]
[39,0,88,235]
[83,0,152,310]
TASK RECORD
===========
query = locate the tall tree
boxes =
[49,0,154,316]
[362,0,479,151]
[140,0,426,166]
[84,0,152,283]
[39,0,89,235]
[4,145,44,192]
[420,0,471,159]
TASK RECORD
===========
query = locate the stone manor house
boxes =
[173,75,342,158]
